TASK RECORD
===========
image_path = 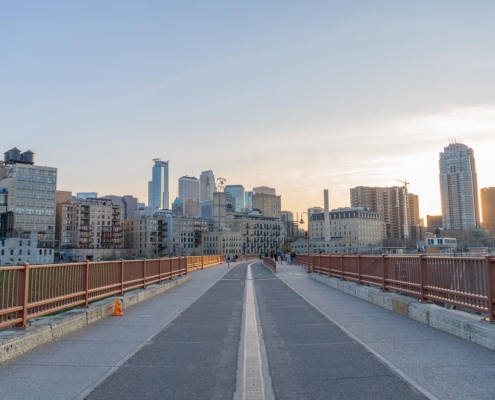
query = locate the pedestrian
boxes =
[235,254,238,262]
[226,255,231,268]
[286,251,291,265]
[291,251,296,264]
[277,250,283,264]
[240,254,244,262]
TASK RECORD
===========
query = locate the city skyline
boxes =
[2,3,495,222]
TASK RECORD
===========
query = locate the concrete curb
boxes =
[0,275,191,363]
[309,273,495,351]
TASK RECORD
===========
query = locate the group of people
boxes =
[264,250,296,265]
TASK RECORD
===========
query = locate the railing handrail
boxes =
[295,253,495,321]
[0,255,225,329]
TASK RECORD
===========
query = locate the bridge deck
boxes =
[0,261,495,399]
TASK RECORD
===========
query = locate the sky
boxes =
[2,1,495,223]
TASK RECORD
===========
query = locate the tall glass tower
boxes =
[148,159,169,210]
[439,142,480,230]
[225,185,245,212]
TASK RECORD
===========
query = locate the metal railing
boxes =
[0,255,225,329]
[263,257,277,273]
[297,254,495,321]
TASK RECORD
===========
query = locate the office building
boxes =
[76,192,97,200]
[252,192,281,218]
[203,230,243,255]
[199,200,213,219]
[178,176,199,212]
[184,198,198,217]
[0,148,57,248]
[200,170,216,201]
[225,185,245,212]
[253,186,276,195]
[481,187,495,235]
[439,141,480,230]
[408,193,424,244]
[245,191,253,210]
[310,208,382,251]
[148,159,170,211]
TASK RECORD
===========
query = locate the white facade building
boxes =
[179,176,200,212]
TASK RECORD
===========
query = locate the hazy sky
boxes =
[2,1,495,222]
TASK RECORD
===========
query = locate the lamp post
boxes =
[299,212,311,273]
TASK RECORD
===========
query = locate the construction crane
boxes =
[396,179,410,189]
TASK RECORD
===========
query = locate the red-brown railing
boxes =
[0,255,225,329]
[297,254,495,321]
[263,257,277,273]
[187,255,224,271]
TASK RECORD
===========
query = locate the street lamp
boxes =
[299,212,311,273]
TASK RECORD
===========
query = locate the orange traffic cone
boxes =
[112,298,124,316]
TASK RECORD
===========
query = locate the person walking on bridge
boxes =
[226,255,231,268]
[285,251,291,265]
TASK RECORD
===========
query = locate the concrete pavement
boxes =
[2,260,495,399]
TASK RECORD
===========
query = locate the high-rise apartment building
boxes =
[225,185,245,212]
[55,197,124,252]
[0,148,57,247]
[408,193,424,243]
[200,170,216,201]
[426,215,443,231]
[178,176,199,213]
[439,142,480,230]
[481,187,495,235]
[350,186,410,240]
[148,159,169,211]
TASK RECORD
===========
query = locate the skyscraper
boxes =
[178,176,199,213]
[439,142,480,230]
[200,170,216,201]
[225,185,245,212]
[481,187,495,235]
[148,159,169,211]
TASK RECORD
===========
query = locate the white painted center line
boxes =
[243,264,265,400]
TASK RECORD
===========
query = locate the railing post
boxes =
[318,254,322,274]
[357,254,362,285]
[419,255,428,302]
[119,258,125,295]
[340,255,344,280]
[159,257,163,282]
[15,263,29,328]
[484,256,495,322]
[382,255,389,292]
[142,258,147,288]
[82,260,90,307]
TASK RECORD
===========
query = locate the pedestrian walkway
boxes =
[2,261,495,399]
[0,262,236,400]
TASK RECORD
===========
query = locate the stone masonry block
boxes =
[49,312,88,339]
[408,303,432,325]
[428,308,474,341]
[0,324,53,363]
[392,297,415,316]
[468,320,495,350]
[368,291,385,307]
[354,286,369,301]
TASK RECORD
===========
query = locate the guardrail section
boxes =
[297,254,495,321]
[0,255,223,329]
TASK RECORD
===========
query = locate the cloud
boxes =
[462,61,495,69]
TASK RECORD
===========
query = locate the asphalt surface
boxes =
[87,261,427,399]
[87,263,247,400]
[252,262,426,400]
